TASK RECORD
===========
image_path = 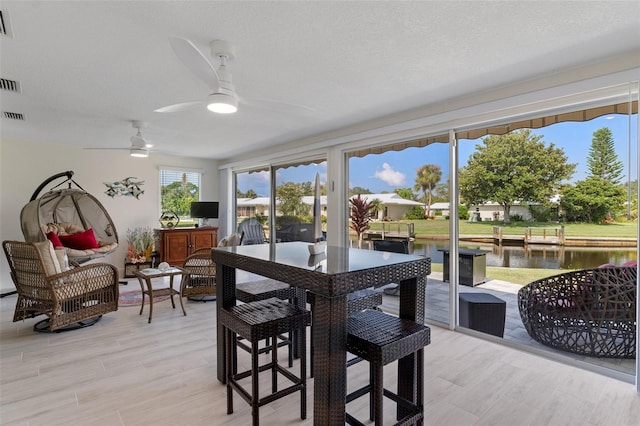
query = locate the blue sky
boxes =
[237,114,637,196]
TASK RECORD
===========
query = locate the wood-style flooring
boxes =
[1,282,639,426]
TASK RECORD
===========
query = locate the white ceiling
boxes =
[1,1,639,161]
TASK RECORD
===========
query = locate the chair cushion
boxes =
[59,228,100,250]
[42,222,85,236]
[32,240,62,276]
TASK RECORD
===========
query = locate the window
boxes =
[233,159,327,242]
[160,169,201,226]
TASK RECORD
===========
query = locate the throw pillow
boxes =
[59,228,100,250]
[33,241,62,276]
[46,231,63,248]
[226,232,242,247]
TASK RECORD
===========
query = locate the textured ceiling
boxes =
[1,1,639,160]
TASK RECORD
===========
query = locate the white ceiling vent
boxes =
[0,10,12,37]
[3,112,25,121]
[0,78,21,93]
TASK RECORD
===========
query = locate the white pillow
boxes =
[226,232,242,247]
[33,241,62,276]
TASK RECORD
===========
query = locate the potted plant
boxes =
[126,227,155,263]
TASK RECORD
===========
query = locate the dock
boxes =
[362,221,415,241]
[492,226,564,246]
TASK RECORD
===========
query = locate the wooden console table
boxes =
[155,227,217,266]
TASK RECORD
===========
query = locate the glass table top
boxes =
[213,241,426,275]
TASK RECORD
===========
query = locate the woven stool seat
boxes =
[220,297,310,426]
[346,309,431,426]
[236,279,296,302]
[236,279,301,365]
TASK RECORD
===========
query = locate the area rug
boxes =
[118,290,171,307]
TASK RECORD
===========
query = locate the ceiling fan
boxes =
[85,121,153,157]
[155,37,314,115]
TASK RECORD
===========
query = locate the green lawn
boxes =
[368,219,638,238]
[428,262,573,285]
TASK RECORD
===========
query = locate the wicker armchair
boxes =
[518,266,636,358]
[181,248,216,301]
[3,240,119,332]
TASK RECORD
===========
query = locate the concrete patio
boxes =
[378,271,636,378]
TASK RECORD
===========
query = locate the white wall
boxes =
[0,138,218,293]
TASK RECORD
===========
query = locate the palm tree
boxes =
[369,198,382,220]
[414,164,442,218]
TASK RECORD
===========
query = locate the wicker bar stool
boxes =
[345,309,431,426]
[307,288,383,377]
[219,297,310,426]
[236,279,302,366]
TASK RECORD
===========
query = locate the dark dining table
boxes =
[212,241,430,425]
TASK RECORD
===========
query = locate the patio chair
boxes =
[518,265,637,358]
[238,218,266,245]
[373,239,409,296]
[3,240,119,332]
[181,247,216,302]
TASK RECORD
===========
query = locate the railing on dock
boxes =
[362,221,415,241]
[493,226,564,246]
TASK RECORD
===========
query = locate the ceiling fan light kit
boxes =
[207,92,237,113]
[130,147,149,158]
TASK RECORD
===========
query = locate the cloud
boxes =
[373,163,406,187]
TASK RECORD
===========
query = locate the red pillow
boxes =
[46,232,63,248]
[59,228,100,250]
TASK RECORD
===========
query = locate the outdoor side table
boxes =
[459,292,506,337]
[134,267,187,323]
[440,248,488,286]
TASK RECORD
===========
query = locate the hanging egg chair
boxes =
[21,171,119,263]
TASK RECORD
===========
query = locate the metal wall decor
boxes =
[104,177,145,199]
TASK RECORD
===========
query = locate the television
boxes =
[190,201,219,227]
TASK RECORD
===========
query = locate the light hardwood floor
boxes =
[1,284,639,426]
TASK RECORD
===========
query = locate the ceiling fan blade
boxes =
[154,100,204,113]
[242,97,316,116]
[83,147,130,151]
[168,36,219,89]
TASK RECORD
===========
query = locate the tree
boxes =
[349,194,373,248]
[276,182,307,216]
[369,198,382,220]
[414,164,442,218]
[349,186,372,196]
[459,129,575,224]
[161,175,199,217]
[560,177,626,223]
[587,127,624,184]
[237,188,258,198]
[394,188,416,200]
[433,180,450,203]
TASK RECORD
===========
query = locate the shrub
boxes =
[509,214,524,222]
[528,204,554,222]
[405,206,426,220]
[458,205,469,220]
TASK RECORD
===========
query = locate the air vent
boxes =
[3,112,25,121]
[0,10,12,37]
[0,78,20,93]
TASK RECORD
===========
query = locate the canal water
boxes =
[410,240,637,270]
